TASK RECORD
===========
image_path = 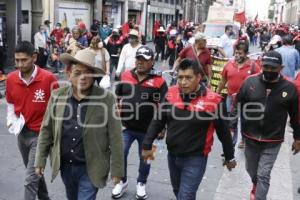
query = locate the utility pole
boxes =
[144,0,150,42]
[16,0,22,42]
[175,0,179,27]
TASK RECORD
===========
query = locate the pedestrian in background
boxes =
[173,32,213,86]
[88,36,110,84]
[115,30,142,78]
[106,29,124,79]
[35,48,124,200]
[154,26,167,61]
[6,41,59,200]
[218,25,235,58]
[34,25,49,68]
[217,42,260,148]
[275,34,300,80]
[66,26,88,56]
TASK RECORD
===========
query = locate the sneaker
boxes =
[136,182,147,200]
[250,184,256,200]
[238,141,245,149]
[112,180,128,199]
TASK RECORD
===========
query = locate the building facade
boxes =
[0,0,43,70]
[285,0,300,25]
[185,0,217,24]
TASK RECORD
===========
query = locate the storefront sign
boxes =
[58,2,91,29]
[128,1,143,11]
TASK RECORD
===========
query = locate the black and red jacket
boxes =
[115,69,168,133]
[106,36,124,59]
[238,74,300,143]
[143,85,235,161]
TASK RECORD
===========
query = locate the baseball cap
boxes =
[129,29,139,37]
[136,46,154,60]
[262,51,282,68]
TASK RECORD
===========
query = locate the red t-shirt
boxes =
[179,46,212,75]
[222,59,261,95]
[6,67,59,133]
[50,29,64,44]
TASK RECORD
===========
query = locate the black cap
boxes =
[136,46,154,60]
[262,51,282,68]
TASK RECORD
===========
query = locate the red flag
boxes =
[122,22,130,36]
[234,11,246,24]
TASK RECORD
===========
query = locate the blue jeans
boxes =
[60,164,98,200]
[226,95,240,146]
[122,129,151,184]
[168,153,208,200]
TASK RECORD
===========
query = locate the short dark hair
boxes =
[282,34,294,45]
[15,41,35,56]
[236,41,249,53]
[225,25,233,32]
[177,59,201,75]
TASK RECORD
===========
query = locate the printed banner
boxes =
[210,56,229,95]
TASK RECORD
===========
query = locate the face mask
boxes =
[235,56,246,64]
[263,71,279,82]
[103,24,107,28]
[98,42,103,49]
[56,26,61,30]
[128,38,137,44]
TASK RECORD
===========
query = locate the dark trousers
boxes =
[245,141,281,200]
[60,163,98,200]
[36,47,48,68]
[18,127,49,200]
[168,153,208,200]
[122,129,151,184]
[110,57,119,74]
[155,45,165,61]
[225,95,240,146]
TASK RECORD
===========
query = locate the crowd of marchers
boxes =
[4,18,300,200]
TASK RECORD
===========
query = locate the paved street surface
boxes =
[1,44,300,200]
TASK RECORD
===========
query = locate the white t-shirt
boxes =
[218,34,234,58]
[116,43,142,74]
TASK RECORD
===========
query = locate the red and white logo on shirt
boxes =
[33,89,46,103]
[194,100,205,110]
[145,79,154,87]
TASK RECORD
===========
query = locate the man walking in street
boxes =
[115,30,142,78]
[173,32,213,85]
[6,41,59,200]
[275,34,300,80]
[106,29,125,79]
[218,25,235,58]
[217,42,260,148]
[34,48,124,200]
[237,51,300,200]
[112,46,168,200]
[34,25,49,68]
[154,26,167,61]
[142,59,236,200]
